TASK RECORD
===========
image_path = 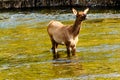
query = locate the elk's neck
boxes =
[71,19,82,36]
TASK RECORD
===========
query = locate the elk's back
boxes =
[47,20,64,35]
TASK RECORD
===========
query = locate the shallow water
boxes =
[0,9,120,80]
[0,9,120,28]
[54,73,120,80]
[77,44,120,53]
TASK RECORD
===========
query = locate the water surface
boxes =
[0,9,120,80]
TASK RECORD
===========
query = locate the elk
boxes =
[47,8,89,59]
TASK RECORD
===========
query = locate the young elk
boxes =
[47,8,89,59]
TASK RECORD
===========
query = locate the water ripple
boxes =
[54,72,120,80]
[0,13,120,28]
[77,44,120,53]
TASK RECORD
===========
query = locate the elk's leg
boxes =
[66,46,71,57]
[71,45,76,56]
[65,42,71,57]
[51,39,58,59]
[51,39,57,59]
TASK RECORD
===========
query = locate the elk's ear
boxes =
[72,8,77,15]
[84,8,89,14]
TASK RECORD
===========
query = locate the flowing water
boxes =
[0,8,120,80]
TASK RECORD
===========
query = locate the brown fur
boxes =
[47,8,89,59]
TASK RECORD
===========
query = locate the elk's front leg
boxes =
[65,41,71,57]
[71,45,76,56]
[66,46,71,57]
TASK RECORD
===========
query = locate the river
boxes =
[0,8,120,80]
[0,8,120,28]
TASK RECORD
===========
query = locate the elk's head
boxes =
[72,8,89,22]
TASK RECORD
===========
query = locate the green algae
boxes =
[0,18,120,80]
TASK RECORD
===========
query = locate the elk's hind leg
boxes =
[51,39,58,59]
